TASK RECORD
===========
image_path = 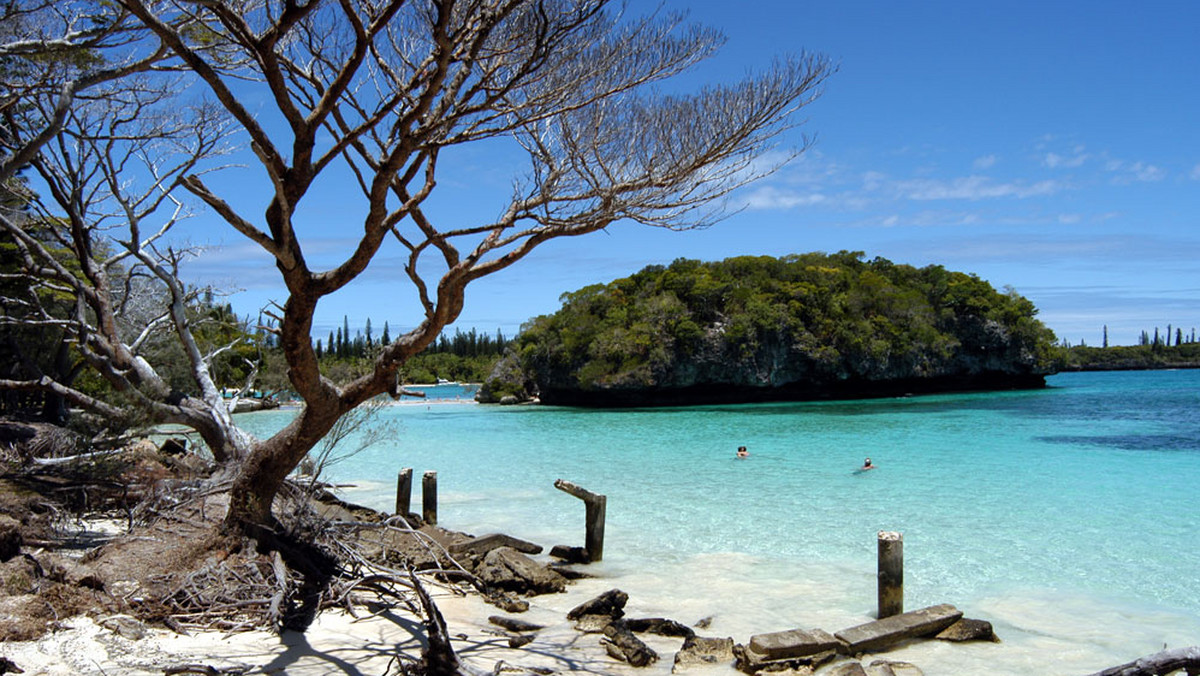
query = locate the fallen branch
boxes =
[1087,646,1200,676]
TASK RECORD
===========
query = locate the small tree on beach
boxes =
[1,0,832,539]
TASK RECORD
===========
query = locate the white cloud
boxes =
[1129,162,1166,182]
[1191,163,1200,180]
[896,175,1061,201]
[861,171,887,192]
[1057,213,1082,224]
[1043,148,1089,169]
[972,154,997,170]
[744,186,827,210]
[1104,158,1166,184]
[1109,161,1166,184]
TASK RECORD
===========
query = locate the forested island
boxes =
[1061,343,1200,371]
[479,252,1060,406]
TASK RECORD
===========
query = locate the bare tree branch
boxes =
[3,0,832,535]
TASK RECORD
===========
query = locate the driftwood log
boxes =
[553,479,605,562]
[1087,646,1200,676]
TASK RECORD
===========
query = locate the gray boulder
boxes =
[474,547,566,595]
[603,620,658,667]
[567,588,628,620]
[672,636,734,673]
[934,618,998,643]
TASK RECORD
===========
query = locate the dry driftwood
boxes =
[1087,646,1200,676]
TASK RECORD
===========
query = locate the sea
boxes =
[235,370,1200,674]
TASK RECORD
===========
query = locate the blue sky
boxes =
[181,1,1200,347]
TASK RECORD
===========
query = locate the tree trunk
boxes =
[222,403,343,533]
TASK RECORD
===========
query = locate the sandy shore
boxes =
[6,557,1187,676]
[2,582,701,676]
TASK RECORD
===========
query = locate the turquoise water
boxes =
[238,371,1200,673]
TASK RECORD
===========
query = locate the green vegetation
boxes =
[1062,344,1200,371]
[314,324,510,387]
[482,252,1060,405]
[1060,322,1200,370]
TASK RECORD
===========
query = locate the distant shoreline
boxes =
[1058,363,1200,372]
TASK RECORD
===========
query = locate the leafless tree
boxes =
[4,0,833,536]
[0,0,173,183]
[0,74,246,452]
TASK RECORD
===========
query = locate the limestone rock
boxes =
[625,617,696,638]
[672,635,734,673]
[866,659,924,676]
[508,634,535,648]
[549,544,590,564]
[100,614,148,641]
[748,627,839,660]
[483,590,529,613]
[603,621,658,667]
[474,547,566,595]
[573,614,614,633]
[834,604,962,655]
[449,533,543,558]
[825,662,869,676]
[934,618,998,643]
[734,643,836,675]
[488,615,545,633]
[567,588,628,620]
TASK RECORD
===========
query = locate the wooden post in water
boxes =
[395,467,413,516]
[877,530,904,618]
[422,471,438,525]
[554,479,606,562]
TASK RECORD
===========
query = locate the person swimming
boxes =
[861,457,875,470]
[736,446,749,458]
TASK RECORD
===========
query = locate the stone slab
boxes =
[835,604,962,655]
[448,533,543,557]
[748,627,839,660]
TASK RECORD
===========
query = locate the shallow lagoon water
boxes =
[238,371,1200,674]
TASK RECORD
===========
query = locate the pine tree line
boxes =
[1133,323,1196,348]
[312,317,509,360]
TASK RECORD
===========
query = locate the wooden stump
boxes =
[395,467,413,516]
[422,471,438,525]
[554,479,606,562]
[878,531,903,619]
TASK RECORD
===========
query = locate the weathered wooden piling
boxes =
[554,479,606,562]
[878,530,904,619]
[422,470,438,525]
[395,467,413,516]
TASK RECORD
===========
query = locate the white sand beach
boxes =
[2,584,694,676]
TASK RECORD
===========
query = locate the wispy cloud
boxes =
[895,175,1061,200]
[1105,159,1167,184]
[1190,163,1200,180]
[745,187,827,210]
[972,154,997,170]
[1043,150,1089,168]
